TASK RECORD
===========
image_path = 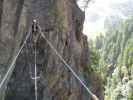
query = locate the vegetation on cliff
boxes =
[89,17,133,100]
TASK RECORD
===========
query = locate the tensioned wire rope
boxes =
[0,28,39,100]
[0,20,99,100]
[37,23,99,100]
[32,42,40,100]
[0,30,31,90]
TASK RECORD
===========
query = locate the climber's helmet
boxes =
[33,19,37,23]
[32,19,38,33]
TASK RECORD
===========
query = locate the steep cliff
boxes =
[0,0,100,100]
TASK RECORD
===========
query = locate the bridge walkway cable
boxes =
[31,40,40,100]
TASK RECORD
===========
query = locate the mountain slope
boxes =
[94,17,133,100]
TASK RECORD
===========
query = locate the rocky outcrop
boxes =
[0,0,101,100]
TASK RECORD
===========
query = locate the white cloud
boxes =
[78,0,132,40]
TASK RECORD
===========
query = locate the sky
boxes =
[77,0,132,40]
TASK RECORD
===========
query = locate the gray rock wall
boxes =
[0,0,96,100]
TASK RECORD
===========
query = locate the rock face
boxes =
[0,0,97,100]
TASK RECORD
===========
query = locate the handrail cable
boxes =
[0,20,99,100]
[0,31,31,89]
[38,24,99,100]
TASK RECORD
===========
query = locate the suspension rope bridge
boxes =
[0,20,99,100]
